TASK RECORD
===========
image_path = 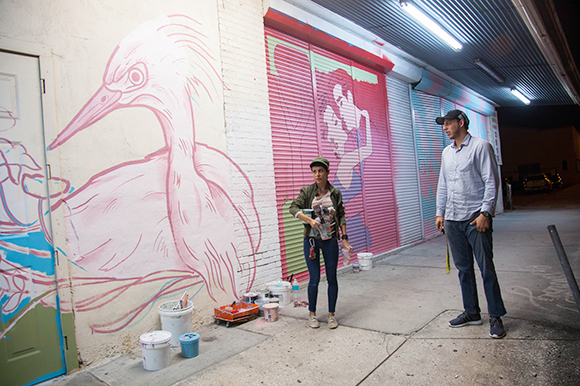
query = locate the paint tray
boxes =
[214,302,259,321]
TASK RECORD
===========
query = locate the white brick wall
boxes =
[217,0,283,292]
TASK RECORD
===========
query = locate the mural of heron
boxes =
[2,14,262,336]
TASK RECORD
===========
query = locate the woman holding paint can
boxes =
[289,157,353,329]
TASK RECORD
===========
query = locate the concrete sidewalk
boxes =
[43,186,580,386]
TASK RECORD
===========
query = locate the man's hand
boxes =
[435,216,445,232]
[470,214,490,232]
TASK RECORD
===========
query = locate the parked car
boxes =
[548,173,563,189]
[523,173,553,192]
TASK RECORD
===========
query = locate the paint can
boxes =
[257,287,270,299]
[263,303,279,322]
[243,292,259,303]
[352,263,360,273]
[140,330,172,371]
[358,253,373,271]
[158,300,194,347]
[301,209,314,223]
[179,333,200,358]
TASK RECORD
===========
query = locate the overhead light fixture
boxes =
[400,1,462,51]
[474,59,504,83]
[511,88,531,105]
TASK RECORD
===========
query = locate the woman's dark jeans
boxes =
[303,237,339,314]
[445,215,507,318]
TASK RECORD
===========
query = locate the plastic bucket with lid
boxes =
[140,330,172,371]
[263,303,279,322]
[266,280,291,307]
[179,333,200,358]
[158,300,194,347]
[358,253,373,271]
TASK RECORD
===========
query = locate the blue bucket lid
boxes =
[179,333,200,342]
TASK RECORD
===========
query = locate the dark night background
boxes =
[497,0,580,130]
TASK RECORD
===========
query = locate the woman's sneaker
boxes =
[308,315,320,328]
[449,311,483,327]
[489,317,506,339]
[327,315,338,329]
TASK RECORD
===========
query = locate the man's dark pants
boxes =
[445,214,507,318]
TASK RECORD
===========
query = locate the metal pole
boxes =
[547,225,580,314]
[506,184,513,210]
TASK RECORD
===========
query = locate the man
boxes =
[435,109,507,339]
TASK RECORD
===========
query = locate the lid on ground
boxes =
[140,330,172,344]
[179,333,200,342]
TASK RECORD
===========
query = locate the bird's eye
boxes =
[129,68,145,87]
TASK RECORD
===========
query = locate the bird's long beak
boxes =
[49,85,122,150]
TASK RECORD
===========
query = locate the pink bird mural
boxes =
[49,15,261,302]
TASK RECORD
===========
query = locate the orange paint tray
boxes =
[214,302,259,321]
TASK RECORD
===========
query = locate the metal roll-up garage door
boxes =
[265,27,399,280]
[265,28,319,280]
[387,76,422,245]
[410,90,447,239]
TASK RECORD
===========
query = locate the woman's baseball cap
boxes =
[310,157,330,170]
[435,109,470,126]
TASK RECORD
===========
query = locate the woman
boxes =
[289,157,353,329]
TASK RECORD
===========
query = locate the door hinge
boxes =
[55,249,59,266]
[46,164,52,180]
[41,78,46,94]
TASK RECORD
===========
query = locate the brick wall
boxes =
[217,0,283,291]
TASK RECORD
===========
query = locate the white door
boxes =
[0,51,66,386]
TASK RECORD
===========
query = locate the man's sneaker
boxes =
[449,311,483,327]
[308,315,320,328]
[327,315,338,329]
[489,317,506,339]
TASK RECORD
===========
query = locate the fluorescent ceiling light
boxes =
[511,88,531,105]
[474,59,504,83]
[400,1,462,51]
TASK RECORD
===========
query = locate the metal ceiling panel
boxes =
[311,0,575,106]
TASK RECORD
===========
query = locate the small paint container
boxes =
[352,263,360,273]
[301,209,314,224]
[179,333,200,358]
[263,303,279,322]
[243,292,259,303]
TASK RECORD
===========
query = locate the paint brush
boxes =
[173,291,188,310]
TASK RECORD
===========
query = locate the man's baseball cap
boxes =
[310,157,330,170]
[435,109,470,126]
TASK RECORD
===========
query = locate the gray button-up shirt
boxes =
[436,133,499,221]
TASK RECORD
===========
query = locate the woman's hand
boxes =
[342,239,353,253]
[309,218,322,232]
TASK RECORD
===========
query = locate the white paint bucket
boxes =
[266,280,291,307]
[358,253,373,271]
[140,330,172,371]
[158,300,194,347]
[263,303,279,322]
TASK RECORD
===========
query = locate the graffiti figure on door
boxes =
[320,69,372,252]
